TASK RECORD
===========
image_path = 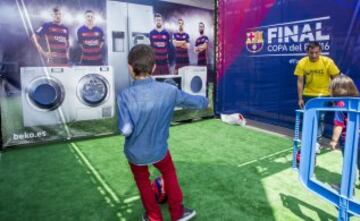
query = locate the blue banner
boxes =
[216,0,360,128]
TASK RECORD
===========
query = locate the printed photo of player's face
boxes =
[85,11,95,26]
[155,16,163,29]
[52,9,62,24]
[178,19,184,32]
[199,22,205,35]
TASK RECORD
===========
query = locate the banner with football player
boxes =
[0,0,215,148]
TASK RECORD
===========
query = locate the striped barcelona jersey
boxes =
[35,22,69,66]
[150,29,170,75]
[77,26,104,65]
[173,32,190,70]
[195,35,209,65]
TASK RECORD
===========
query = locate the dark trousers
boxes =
[303,95,330,140]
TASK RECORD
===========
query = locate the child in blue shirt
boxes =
[117,44,208,221]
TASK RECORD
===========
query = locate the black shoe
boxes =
[177,207,196,221]
[142,214,149,221]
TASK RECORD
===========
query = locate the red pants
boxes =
[129,151,184,221]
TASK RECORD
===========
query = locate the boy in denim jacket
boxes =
[117,44,208,221]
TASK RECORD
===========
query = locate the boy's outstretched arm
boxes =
[117,94,134,137]
[175,89,209,109]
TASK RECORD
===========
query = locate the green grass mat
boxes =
[1,119,359,220]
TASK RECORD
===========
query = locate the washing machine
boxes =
[152,74,183,90]
[152,75,183,110]
[21,66,115,127]
[20,67,73,127]
[178,66,207,97]
[71,66,115,121]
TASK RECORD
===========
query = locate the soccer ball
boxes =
[151,176,167,204]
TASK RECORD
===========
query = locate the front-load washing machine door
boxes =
[26,77,65,111]
[190,76,203,94]
[77,74,110,107]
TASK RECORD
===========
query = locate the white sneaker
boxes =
[177,207,196,221]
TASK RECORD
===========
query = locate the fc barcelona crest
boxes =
[246,31,264,53]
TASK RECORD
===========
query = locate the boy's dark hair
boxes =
[306,41,321,51]
[199,22,204,26]
[331,74,359,97]
[128,44,155,76]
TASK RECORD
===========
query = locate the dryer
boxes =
[178,66,207,97]
[20,66,115,127]
[152,74,183,90]
[152,74,183,110]
[71,66,115,121]
[20,67,73,127]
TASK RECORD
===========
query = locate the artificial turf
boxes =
[1,119,359,220]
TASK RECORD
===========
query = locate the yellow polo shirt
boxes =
[294,55,340,96]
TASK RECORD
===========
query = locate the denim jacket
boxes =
[117,77,208,165]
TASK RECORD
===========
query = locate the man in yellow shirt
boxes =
[294,41,340,150]
[294,41,340,108]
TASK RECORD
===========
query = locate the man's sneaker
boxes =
[177,207,196,221]
[141,214,149,221]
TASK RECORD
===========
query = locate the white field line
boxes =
[123,195,140,204]
[245,125,290,138]
[70,142,120,204]
[237,147,292,168]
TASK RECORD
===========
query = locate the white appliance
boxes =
[178,66,207,97]
[152,74,183,110]
[20,66,115,127]
[20,67,72,127]
[107,1,154,92]
[127,3,153,49]
[71,66,115,121]
[152,75,183,90]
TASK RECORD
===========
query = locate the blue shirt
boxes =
[117,78,208,165]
